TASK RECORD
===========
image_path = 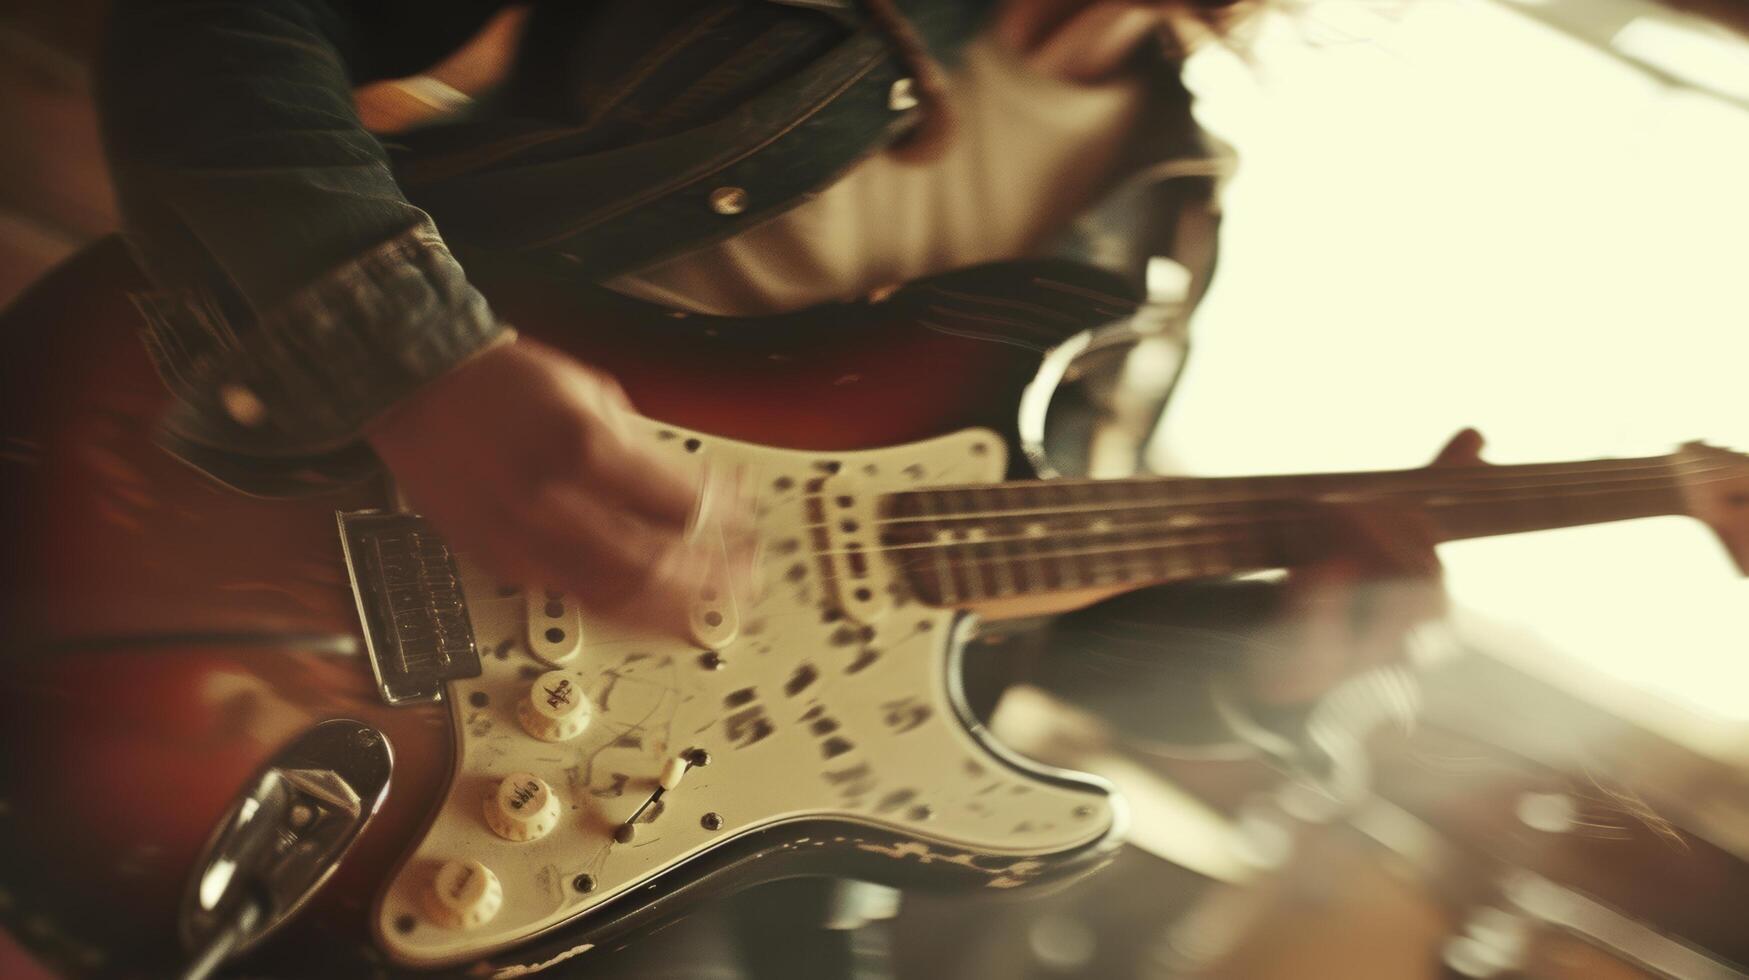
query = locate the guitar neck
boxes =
[879,453,1692,608]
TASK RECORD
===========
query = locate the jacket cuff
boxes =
[133,220,506,469]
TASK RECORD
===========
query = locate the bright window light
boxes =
[1157,0,1749,752]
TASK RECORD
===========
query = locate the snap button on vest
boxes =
[708,187,749,215]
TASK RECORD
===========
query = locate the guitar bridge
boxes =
[337,510,481,705]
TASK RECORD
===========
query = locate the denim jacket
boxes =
[98,0,1220,492]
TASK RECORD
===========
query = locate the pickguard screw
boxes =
[572,874,596,893]
[908,805,933,822]
[701,812,724,831]
[699,651,725,670]
[1073,805,1094,818]
[394,914,416,934]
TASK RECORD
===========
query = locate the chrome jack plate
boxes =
[178,720,393,979]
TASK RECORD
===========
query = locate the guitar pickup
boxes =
[337,510,482,705]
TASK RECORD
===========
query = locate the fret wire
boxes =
[960,487,995,601]
[1011,482,1044,594]
[979,485,1018,598]
[1070,482,1100,585]
[915,487,958,606]
[1072,481,1105,587]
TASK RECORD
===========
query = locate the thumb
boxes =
[1430,427,1487,468]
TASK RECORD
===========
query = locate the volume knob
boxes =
[425,859,502,929]
[485,772,561,842]
[518,670,593,742]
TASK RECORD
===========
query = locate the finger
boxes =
[572,409,710,530]
[1249,592,1356,705]
[520,481,720,637]
[1283,555,1362,610]
[1252,562,1359,704]
[705,463,762,602]
[1430,427,1487,468]
[1349,578,1449,670]
[527,348,704,529]
[1326,501,1443,581]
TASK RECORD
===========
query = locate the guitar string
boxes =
[794,470,1727,564]
[793,491,1708,603]
[807,509,1671,602]
[879,452,1711,502]
[845,496,1664,581]
[839,456,1739,529]
[493,457,1738,600]
[789,455,1729,532]
[820,529,1389,599]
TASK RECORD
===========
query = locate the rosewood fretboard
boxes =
[877,454,1700,607]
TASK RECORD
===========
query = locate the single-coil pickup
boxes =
[814,476,892,626]
[526,590,583,666]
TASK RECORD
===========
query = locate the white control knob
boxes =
[485,772,562,842]
[517,670,592,742]
[425,859,502,929]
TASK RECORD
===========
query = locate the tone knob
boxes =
[517,670,593,742]
[425,859,502,929]
[485,772,562,842]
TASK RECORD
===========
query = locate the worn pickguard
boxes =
[373,422,1117,969]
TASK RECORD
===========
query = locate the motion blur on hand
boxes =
[1243,428,1488,708]
[366,337,754,638]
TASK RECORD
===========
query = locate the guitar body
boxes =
[0,241,1142,976]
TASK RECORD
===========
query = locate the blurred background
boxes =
[2,0,1746,977]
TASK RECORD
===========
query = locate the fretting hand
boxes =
[1242,428,1487,708]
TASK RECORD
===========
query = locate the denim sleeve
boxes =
[97,0,512,484]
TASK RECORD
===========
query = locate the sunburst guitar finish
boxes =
[8,244,1747,977]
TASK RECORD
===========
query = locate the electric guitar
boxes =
[2,240,1745,978]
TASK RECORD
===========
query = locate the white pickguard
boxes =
[373,422,1118,969]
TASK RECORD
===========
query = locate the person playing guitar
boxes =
[17,0,1741,977]
[101,0,1427,723]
